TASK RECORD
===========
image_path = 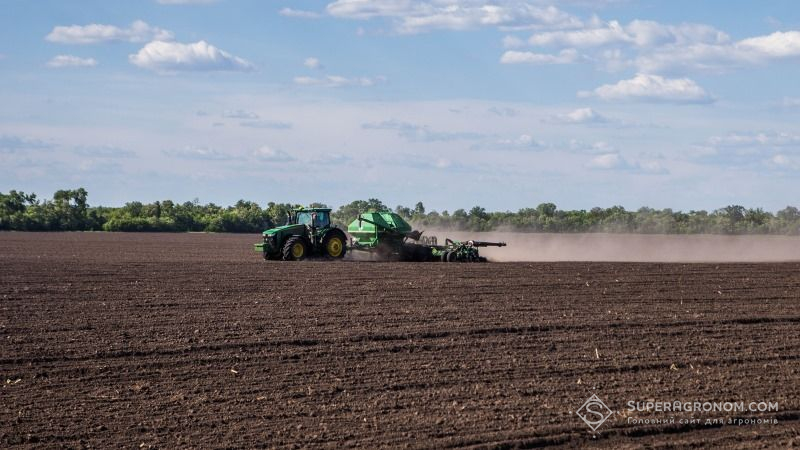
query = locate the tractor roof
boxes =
[294,207,332,212]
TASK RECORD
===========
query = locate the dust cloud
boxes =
[421,230,800,263]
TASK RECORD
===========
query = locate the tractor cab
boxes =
[296,209,330,229]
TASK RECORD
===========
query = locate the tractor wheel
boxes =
[441,251,450,262]
[446,251,458,263]
[282,237,308,261]
[322,231,347,259]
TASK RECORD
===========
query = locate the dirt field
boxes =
[1,232,798,448]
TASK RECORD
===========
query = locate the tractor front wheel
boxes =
[282,237,308,261]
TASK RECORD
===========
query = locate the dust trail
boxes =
[420,230,800,262]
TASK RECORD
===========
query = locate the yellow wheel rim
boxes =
[291,242,305,258]
[326,237,343,257]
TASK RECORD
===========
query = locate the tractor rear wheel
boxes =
[282,237,308,261]
[322,231,347,259]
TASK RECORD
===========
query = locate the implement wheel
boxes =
[323,231,347,259]
[282,237,308,261]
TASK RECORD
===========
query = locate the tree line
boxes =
[2,188,800,235]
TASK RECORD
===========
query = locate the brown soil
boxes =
[1,232,798,449]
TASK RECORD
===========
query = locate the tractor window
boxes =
[314,212,330,228]
[296,212,312,226]
[296,211,330,228]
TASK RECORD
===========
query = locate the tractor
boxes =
[254,207,347,260]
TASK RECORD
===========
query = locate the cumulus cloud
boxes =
[528,19,728,49]
[46,55,98,68]
[707,131,800,148]
[164,146,234,160]
[495,134,545,150]
[325,0,582,34]
[304,57,323,69]
[632,30,800,73]
[222,109,259,119]
[46,20,173,44]
[738,31,800,58]
[129,40,254,73]
[567,139,614,153]
[500,48,579,64]
[588,152,625,169]
[780,97,800,108]
[280,7,322,19]
[514,16,800,74]
[252,146,294,162]
[768,154,799,170]
[293,75,384,87]
[579,73,713,103]
[690,130,800,168]
[363,119,484,142]
[546,107,609,124]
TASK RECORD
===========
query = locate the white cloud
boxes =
[781,97,800,108]
[252,146,294,162]
[500,48,578,64]
[46,55,98,68]
[164,146,234,160]
[707,131,800,148]
[528,19,728,48]
[547,107,608,124]
[636,30,800,73]
[46,20,173,44]
[518,18,800,75]
[222,109,259,119]
[768,154,799,169]
[325,0,582,34]
[363,119,484,142]
[579,73,713,103]
[279,7,322,19]
[304,57,323,69]
[129,40,254,73]
[588,152,624,169]
[293,75,384,87]
[568,139,614,153]
[738,31,800,58]
[495,134,545,149]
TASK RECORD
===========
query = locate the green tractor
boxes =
[254,207,347,261]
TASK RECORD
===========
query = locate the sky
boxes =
[2,0,800,212]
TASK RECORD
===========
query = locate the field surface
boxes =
[1,232,798,449]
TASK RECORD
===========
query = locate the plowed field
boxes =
[1,232,798,448]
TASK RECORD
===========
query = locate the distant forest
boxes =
[2,188,800,235]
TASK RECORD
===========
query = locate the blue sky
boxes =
[2,0,800,212]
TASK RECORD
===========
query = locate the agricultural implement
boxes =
[254,208,505,262]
